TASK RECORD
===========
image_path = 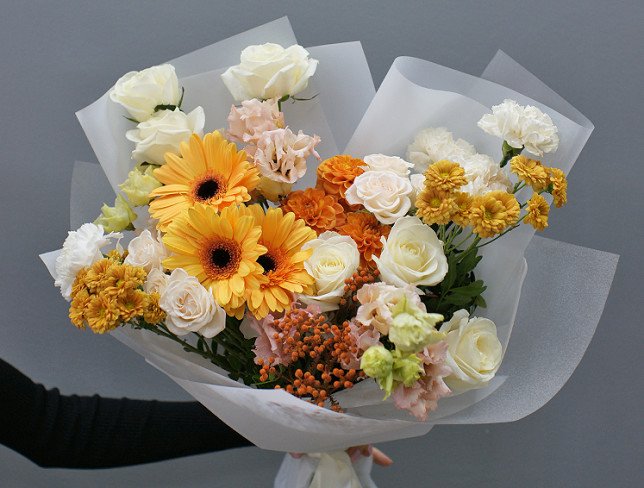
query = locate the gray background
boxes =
[0,0,642,486]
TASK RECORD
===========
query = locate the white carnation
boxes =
[477,99,559,156]
[126,107,205,165]
[406,127,476,173]
[124,229,168,273]
[344,170,413,225]
[54,223,122,300]
[459,153,512,196]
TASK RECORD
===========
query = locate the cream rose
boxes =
[362,154,413,176]
[300,232,360,311]
[144,267,169,295]
[126,107,205,165]
[477,99,559,156]
[440,309,503,390]
[344,170,413,225]
[124,229,168,273]
[221,43,318,101]
[159,268,226,338]
[109,64,181,122]
[54,223,121,300]
[374,216,448,288]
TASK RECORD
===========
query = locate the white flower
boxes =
[356,282,425,335]
[409,173,425,208]
[221,43,318,101]
[253,128,320,184]
[344,170,413,225]
[124,229,168,273]
[478,99,559,156]
[440,309,503,390]
[159,268,226,338]
[407,127,476,173]
[126,107,205,165]
[300,232,360,311]
[362,154,414,176]
[374,216,448,288]
[54,223,122,300]
[109,64,181,122]
[459,153,512,196]
[144,267,169,295]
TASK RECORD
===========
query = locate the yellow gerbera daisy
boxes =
[415,187,457,225]
[162,204,267,319]
[546,167,568,207]
[469,191,520,238]
[246,205,316,319]
[524,193,550,231]
[510,155,549,191]
[149,131,260,231]
[423,160,467,192]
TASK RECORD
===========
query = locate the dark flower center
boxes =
[211,247,232,269]
[257,254,277,274]
[196,179,220,200]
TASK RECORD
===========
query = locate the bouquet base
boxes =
[275,451,376,488]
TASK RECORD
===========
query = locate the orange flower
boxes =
[316,155,365,199]
[280,188,346,234]
[337,212,391,263]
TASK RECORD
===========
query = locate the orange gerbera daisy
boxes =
[246,206,316,319]
[162,204,267,318]
[337,212,390,263]
[316,155,365,199]
[149,131,260,230]
[280,188,345,234]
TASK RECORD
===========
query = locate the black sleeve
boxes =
[0,358,252,468]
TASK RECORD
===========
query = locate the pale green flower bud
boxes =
[119,165,162,207]
[94,194,137,232]
[360,345,395,397]
[392,349,424,387]
[389,296,444,353]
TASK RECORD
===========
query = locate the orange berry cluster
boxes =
[258,308,364,410]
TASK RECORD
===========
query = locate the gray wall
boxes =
[1,0,641,486]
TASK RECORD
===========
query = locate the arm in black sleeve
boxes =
[0,358,252,468]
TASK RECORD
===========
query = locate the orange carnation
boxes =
[280,188,346,234]
[316,155,365,199]
[337,212,391,263]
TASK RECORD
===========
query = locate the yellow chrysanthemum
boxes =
[524,193,550,231]
[469,191,520,238]
[149,131,260,231]
[102,263,147,297]
[162,204,268,318]
[69,287,90,329]
[84,294,121,334]
[246,206,316,319]
[423,160,467,192]
[547,167,568,207]
[415,187,457,225]
[510,155,549,191]
[143,292,166,324]
[116,289,148,322]
[451,192,473,227]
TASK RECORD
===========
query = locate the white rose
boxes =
[440,309,503,390]
[109,64,181,122]
[159,268,226,338]
[221,43,318,101]
[374,216,448,288]
[54,223,122,300]
[124,229,168,272]
[407,127,476,173]
[459,153,512,196]
[144,267,169,295]
[409,173,425,208]
[344,171,413,225]
[300,232,360,311]
[126,107,205,165]
[477,99,559,156]
[362,154,413,176]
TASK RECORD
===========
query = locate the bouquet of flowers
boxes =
[41,18,617,488]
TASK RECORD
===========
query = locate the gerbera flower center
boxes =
[192,173,227,203]
[201,238,242,279]
[257,253,278,274]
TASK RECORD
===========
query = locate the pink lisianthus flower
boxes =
[342,320,382,369]
[254,128,320,184]
[355,282,425,335]
[226,98,284,147]
[242,314,293,366]
[392,341,452,421]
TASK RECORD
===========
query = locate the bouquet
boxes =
[40,18,617,487]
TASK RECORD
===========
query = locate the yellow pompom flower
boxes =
[415,187,456,225]
[524,193,550,231]
[547,167,568,207]
[162,203,268,319]
[423,160,467,192]
[246,205,316,319]
[116,289,149,322]
[143,292,166,324]
[510,155,549,191]
[84,294,121,334]
[451,192,473,227]
[149,131,260,231]
[469,191,520,238]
